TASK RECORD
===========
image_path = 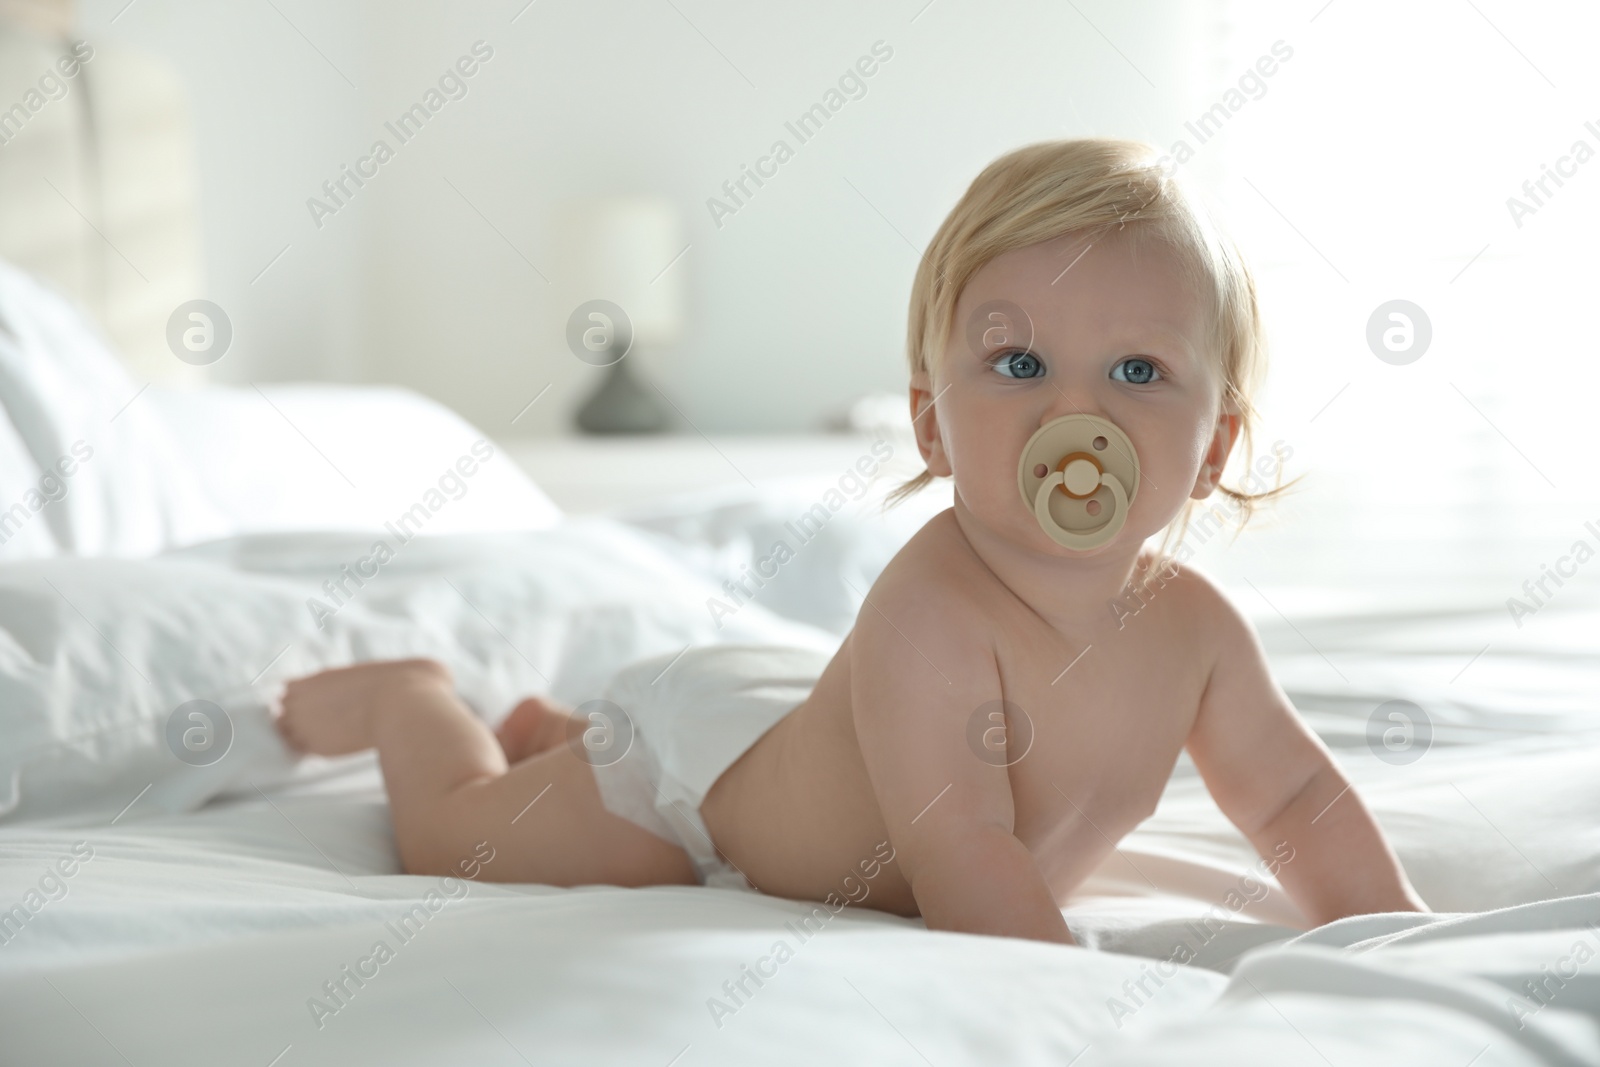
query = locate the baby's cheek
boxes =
[953,448,1020,515]
[1112,443,1168,520]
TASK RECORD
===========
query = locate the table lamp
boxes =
[558,196,685,434]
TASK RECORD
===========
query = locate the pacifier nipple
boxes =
[1059,455,1102,497]
[1016,414,1139,550]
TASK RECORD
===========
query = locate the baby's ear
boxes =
[1190,409,1242,500]
[908,371,952,477]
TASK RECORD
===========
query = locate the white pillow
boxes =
[0,258,230,555]
[0,410,62,560]
[144,383,563,538]
[0,257,561,552]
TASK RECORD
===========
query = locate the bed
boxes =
[0,251,1598,1066]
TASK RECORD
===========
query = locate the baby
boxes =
[277,139,1426,944]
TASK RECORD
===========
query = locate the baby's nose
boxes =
[1036,365,1107,421]
[1038,391,1105,429]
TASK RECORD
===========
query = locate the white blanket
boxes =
[0,523,831,825]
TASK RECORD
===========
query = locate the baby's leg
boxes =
[277,660,698,887]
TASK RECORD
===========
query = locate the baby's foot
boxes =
[276,658,452,756]
[495,695,575,763]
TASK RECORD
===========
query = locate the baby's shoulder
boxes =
[875,508,987,590]
[857,510,991,632]
[846,512,1002,688]
[1123,550,1237,626]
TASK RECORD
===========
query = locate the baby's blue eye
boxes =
[992,351,1044,379]
[1110,358,1160,384]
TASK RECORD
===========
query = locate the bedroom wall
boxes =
[350,0,1214,438]
[72,0,1213,435]
[76,0,370,383]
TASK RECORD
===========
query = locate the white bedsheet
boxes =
[1,509,1598,1063]
[1,733,1596,1064]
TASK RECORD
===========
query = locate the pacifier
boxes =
[1017,414,1140,550]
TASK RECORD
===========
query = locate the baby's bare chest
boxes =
[989,623,1208,877]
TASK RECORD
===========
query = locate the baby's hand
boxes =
[1185,579,1425,923]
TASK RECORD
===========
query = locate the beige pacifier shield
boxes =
[1017,414,1140,549]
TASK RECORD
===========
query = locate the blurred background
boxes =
[4,0,1598,602]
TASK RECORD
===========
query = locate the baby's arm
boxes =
[1186,582,1428,924]
[850,591,1074,945]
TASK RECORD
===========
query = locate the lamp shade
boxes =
[556,196,685,349]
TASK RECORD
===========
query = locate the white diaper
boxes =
[586,644,830,891]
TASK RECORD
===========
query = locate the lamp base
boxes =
[575,354,672,434]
